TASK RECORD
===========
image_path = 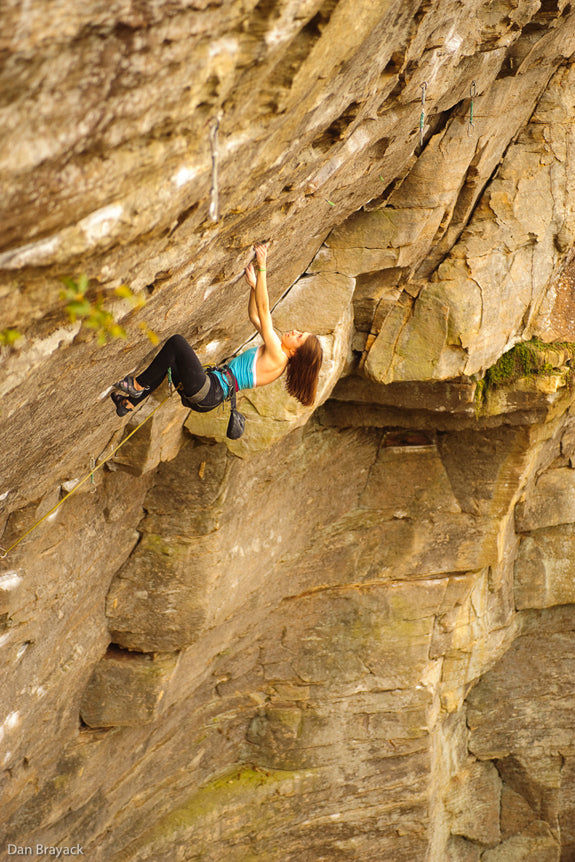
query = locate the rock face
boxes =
[3,1,575,860]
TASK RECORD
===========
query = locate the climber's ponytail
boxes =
[285,335,323,407]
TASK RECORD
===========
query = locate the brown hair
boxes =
[285,334,323,407]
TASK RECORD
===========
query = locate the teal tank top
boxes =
[211,346,259,392]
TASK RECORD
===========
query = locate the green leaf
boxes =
[65,299,92,322]
[0,328,21,347]
[60,273,137,346]
[76,274,89,293]
[61,276,79,292]
[114,284,133,300]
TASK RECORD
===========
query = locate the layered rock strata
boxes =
[2,1,575,860]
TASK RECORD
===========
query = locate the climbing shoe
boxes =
[111,391,134,417]
[113,375,149,399]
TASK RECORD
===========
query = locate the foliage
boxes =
[138,321,160,345]
[60,274,93,322]
[60,275,158,346]
[114,282,146,310]
[0,328,22,348]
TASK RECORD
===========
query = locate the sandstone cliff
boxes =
[2,1,575,859]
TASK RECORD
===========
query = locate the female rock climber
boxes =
[111,243,323,420]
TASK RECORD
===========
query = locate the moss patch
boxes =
[119,764,318,861]
[475,338,575,412]
[487,339,552,385]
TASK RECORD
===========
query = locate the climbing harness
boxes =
[181,375,211,406]
[0,391,172,559]
[467,81,476,135]
[180,362,245,439]
[419,82,427,148]
[1,236,305,560]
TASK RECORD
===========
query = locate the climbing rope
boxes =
[0,232,323,560]
[0,390,172,560]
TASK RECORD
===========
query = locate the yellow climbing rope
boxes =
[0,391,172,559]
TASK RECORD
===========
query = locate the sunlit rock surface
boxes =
[3,1,575,860]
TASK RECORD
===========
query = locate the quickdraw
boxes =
[420,82,428,147]
[468,80,477,136]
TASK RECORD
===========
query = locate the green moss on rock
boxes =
[475,338,575,412]
[122,765,318,861]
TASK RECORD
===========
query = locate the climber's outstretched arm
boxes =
[251,244,284,362]
[245,262,262,334]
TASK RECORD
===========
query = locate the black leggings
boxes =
[135,334,223,408]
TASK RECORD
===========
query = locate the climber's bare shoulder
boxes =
[255,340,288,386]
